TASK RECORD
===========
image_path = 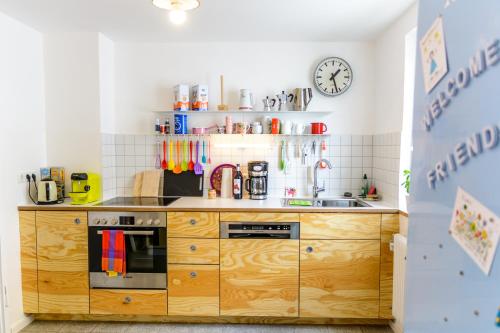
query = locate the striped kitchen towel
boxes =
[101,230,126,277]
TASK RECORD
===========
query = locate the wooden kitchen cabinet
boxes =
[90,289,167,315]
[300,240,380,318]
[168,238,219,264]
[19,211,38,313]
[220,239,299,317]
[300,213,381,239]
[36,211,89,314]
[168,264,219,316]
[167,212,219,238]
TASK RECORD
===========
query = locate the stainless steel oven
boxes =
[88,211,166,289]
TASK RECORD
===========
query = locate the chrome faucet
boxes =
[313,158,333,198]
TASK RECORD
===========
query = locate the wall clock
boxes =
[313,57,353,96]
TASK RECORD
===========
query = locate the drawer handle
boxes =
[190,219,197,225]
[74,218,81,225]
[123,296,132,304]
[190,245,197,251]
[306,246,314,253]
[190,271,197,278]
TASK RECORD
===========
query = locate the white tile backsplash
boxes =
[101,132,401,203]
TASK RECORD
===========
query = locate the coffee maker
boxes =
[245,161,268,200]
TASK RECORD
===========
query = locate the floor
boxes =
[20,321,393,333]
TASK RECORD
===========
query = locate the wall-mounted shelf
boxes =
[152,110,332,115]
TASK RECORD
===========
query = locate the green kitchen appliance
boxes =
[69,173,101,205]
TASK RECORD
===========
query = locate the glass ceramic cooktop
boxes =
[97,197,179,207]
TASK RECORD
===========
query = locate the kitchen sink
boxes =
[281,198,371,208]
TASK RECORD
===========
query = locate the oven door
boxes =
[88,226,166,289]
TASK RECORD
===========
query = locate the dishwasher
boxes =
[219,221,300,317]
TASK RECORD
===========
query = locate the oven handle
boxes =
[96,231,154,236]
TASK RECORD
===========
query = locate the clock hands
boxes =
[330,69,341,93]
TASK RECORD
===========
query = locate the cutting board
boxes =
[163,170,204,197]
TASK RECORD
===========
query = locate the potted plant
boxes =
[401,169,411,208]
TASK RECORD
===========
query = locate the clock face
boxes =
[313,57,353,96]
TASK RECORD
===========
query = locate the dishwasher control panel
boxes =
[221,222,299,239]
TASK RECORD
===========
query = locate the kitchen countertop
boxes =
[18,197,399,213]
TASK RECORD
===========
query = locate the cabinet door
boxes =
[36,211,89,314]
[300,240,380,318]
[220,239,299,317]
[90,289,167,315]
[19,211,38,313]
[168,264,219,316]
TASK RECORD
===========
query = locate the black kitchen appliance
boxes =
[245,161,268,200]
[163,170,204,197]
[88,211,166,289]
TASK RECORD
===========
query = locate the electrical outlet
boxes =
[19,173,29,184]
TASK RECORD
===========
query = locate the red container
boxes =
[311,122,328,134]
[271,118,280,134]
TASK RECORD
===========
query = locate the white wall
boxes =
[99,34,115,134]
[0,12,46,332]
[373,3,418,134]
[44,32,102,190]
[114,42,375,135]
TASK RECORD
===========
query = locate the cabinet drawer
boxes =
[300,213,381,239]
[168,264,219,316]
[168,238,219,264]
[90,289,167,315]
[168,212,219,238]
[220,212,299,223]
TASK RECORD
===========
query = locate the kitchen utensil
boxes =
[311,122,328,134]
[284,140,291,175]
[217,75,229,111]
[292,88,313,111]
[210,163,236,194]
[37,180,58,204]
[155,140,161,169]
[163,170,204,197]
[208,140,212,164]
[174,113,188,134]
[133,172,144,196]
[181,140,188,171]
[276,91,294,111]
[220,168,234,198]
[202,140,207,163]
[194,141,203,175]
[161,140,167,170]
[271,118,280,134]
[293,122,306,135]
[262,96,276,111]
[188,141,194,170]
[173,141,182,174]
[320,140,327,168]
[281,120,292,135]
[312,140,317,157]
[168,140,175,170]
[192,127,208,135]
[245,161,269,200]
[68,173,100,205]
[279,140,286,171]
[140,170,162,197]
[239,89,254,110]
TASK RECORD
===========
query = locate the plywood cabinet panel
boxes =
[220,239,299,317]
[90,289,167,315]
[300,240,380,318]
[300,213,381,239]
[36,211,89,314]
[379,214,399,319]
[168,212,219,238]
[19,211,38,313]
[168,238,219,264]
[220,212,299,223]
[168,264,219,316]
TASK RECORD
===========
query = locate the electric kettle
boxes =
[37,180,58,205]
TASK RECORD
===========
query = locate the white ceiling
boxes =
[0,0,416,42]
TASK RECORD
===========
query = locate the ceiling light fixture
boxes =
[152,0,200,25]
